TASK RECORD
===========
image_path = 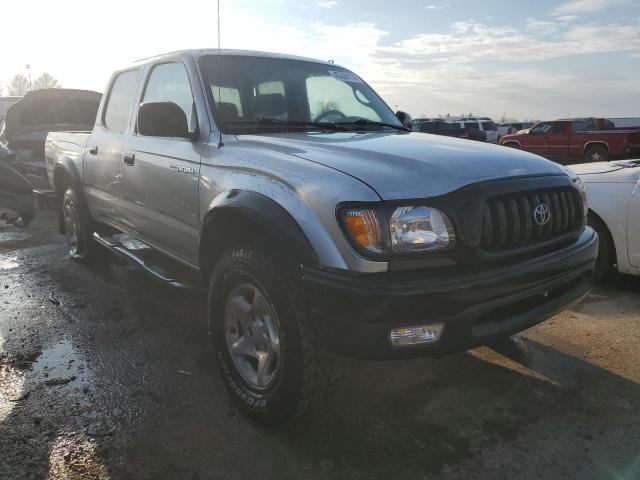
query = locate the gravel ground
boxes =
[1,209,639,480]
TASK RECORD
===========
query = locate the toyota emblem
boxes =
[533,204,551,226]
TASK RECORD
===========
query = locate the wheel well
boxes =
[503,141,520,148]
[588,209,616,260]
[584,142,608,153]
[199,209,307,284]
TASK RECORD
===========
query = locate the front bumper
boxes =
[303,227,598,360]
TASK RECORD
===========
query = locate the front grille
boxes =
[481,187,583,252]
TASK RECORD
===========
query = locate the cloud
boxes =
[374,20,640,63]
[425,3,448,10]
[552,0,627,16]
[317,0,337,8]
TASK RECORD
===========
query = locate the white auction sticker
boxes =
[328,70,364,84]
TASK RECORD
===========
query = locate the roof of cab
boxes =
[128,49,339,69]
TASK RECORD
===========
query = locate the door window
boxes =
[530,123,551,134]
[142,62,197,133]
[552,122,568,134]
[103,69,140,134]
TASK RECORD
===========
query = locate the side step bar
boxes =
[93,232,201,292]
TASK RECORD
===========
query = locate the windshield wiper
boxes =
[335,119,409,132]
[222,118,347,131]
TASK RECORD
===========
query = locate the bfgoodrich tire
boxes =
[61,186,97,262]
[208,246,323,425]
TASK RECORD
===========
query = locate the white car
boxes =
[446,117,499,143]
[569,160,640,279]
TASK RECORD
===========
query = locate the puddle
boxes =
[0,255,20,270]
[31,338,91,390]
[0,232,31,243]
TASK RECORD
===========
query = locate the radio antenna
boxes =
[217,0,224,147]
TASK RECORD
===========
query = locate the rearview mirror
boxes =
[138,102,192,139]
[396,111,413,129]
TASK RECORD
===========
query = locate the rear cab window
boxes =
[102,69,140,134]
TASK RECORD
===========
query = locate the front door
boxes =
[545,121,571,161]
[627,178,640,268]
[84,69,141,226]
[522,122,552,157]
[120,61,205,266]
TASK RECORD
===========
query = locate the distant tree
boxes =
[8,74,30,96]
[33,73,60,90]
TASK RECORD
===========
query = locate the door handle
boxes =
[124,153,135,166]
[89,146,98,155]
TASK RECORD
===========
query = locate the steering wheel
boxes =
[314,110,346,123]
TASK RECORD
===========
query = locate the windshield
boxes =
[199,55,402,133]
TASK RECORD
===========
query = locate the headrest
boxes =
[254,94,286,119]
[216,102,239,122]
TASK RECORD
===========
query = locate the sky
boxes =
[1,0,639,121]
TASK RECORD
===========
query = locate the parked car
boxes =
[0,89,101,191]
[497,122,534,140]
[46,49,597,424]
[411,117,439,131]
[417,120,485,141]
[447,117,499,143]
[0,96,22,119]
[500,118,640,164]
[568,159,640,280]
[0,160,36,227]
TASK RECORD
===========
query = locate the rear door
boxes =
[120,60,206,266]
[84,69,141,225]
[545,121,570,160]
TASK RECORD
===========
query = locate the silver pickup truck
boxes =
[45,49,598,424]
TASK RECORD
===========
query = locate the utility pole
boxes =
[26,64,31,90]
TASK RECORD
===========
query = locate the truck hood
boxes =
[3,88,101,142]
[236,131,567,200]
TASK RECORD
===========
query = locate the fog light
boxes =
[390,323,444,347]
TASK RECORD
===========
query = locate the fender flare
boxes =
[52,158,83,194]
[199,190,319,274]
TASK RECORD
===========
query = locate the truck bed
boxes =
[45,131,91,191]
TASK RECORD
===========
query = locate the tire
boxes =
[208,246,323,425]
[584,145,609,163]
[61,186,97,261]
[588,212,615,282]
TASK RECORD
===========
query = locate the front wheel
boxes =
[208,247,323,425]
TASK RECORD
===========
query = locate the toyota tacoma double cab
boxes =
[45,49,598,424]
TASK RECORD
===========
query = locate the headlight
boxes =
[390,206,454,252]
[339,205,455,256]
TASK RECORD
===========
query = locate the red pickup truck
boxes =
[500,118,640,164]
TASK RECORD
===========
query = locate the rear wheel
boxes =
[208,246,323,425]
[584,145,609,163]
[62,186,96,261]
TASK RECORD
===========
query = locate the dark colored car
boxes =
[0,88,101,190]
[419,120,486,141]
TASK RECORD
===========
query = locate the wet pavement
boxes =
[1,209,639,479]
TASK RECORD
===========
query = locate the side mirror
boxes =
[138,101,192,139]
[396,111,413,129]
